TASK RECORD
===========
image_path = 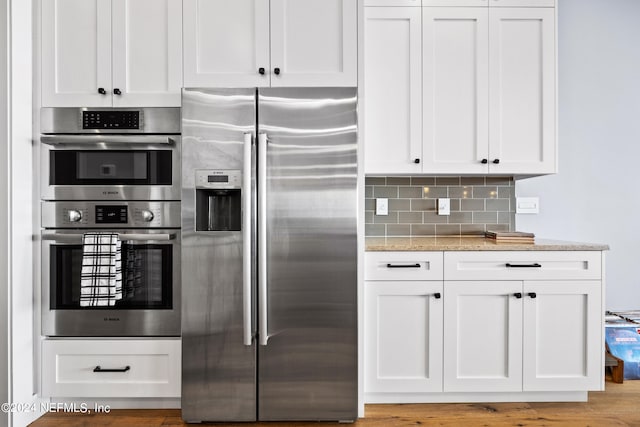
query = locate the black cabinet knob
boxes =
[434,293,441,299]
[481,159,488,164]
[274,67,281,75]
[98,88,106,95]
[528,292,537,299]
[514,292,522,299]
[493,159,500,164]
[414,158,420,164]
[113,88,121,95]
[259,67,265,75]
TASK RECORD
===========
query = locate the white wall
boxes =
[516,0,640,310]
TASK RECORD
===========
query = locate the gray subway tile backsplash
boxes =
[365,176,514,237]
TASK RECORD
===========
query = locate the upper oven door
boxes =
[40,135,181,201]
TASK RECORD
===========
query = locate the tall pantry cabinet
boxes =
[364,0,556,175]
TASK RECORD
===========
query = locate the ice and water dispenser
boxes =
[195,170,242,232]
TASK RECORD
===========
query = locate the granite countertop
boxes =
[365,236,609,252]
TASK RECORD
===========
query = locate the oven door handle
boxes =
[40,135,176,146]
[41,233,176,243]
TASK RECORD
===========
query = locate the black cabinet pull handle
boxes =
[506,263,542,268]
[386,263,420,269]
[434,292,441,299]
[493,159,500,164]
[528,292,537,299]
[93,365,130,373]
[481,158,488,164]
[258,67,265,75]
[274,67,281,75]
[414,158,420,164]
[514,293,522,299]
[98,88,106,95]
[113,88,121,95]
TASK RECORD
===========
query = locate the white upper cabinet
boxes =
[42,0,112,107]
[183,0,270,87]
[184,0,357,88]
[42,0,182,107]
[488,8,555,174]
[270,0,357,86]
[111,0,183,107]
[423,0,554,6]
[422,7,489,173]
[364,5,555,175]
[364,7,422,174]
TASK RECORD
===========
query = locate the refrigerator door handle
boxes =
[258,132,269,346]
[243,132,253,346]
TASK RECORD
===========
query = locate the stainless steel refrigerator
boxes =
[181,88,358,422]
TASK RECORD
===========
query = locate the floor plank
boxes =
[30,379,640,427]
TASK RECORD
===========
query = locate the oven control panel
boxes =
[82,111,140,130]
[42,202,181,229]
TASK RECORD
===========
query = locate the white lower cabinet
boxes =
[365,281,443,393]
[364,251,604,402]
[41,339,181,398]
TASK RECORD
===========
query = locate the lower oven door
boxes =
[42,230,180,337]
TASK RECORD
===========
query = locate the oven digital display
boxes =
[96,206,128,224]
[83,111,140,130]
[208,175,229,183]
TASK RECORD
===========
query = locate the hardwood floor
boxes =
[30,378,640,427]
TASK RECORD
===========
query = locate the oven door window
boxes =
[50,150,172,185]
[50,243,172,309]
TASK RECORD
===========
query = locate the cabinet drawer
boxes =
[444,251,602,281]
[365,252,443,281]
[42,339,181,398]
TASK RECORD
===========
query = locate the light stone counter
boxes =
[365,236,609,251]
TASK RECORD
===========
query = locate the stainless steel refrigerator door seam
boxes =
[243,132,253,346]
[258,132,269,347]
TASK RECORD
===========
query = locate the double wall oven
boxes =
[40,108,181,337]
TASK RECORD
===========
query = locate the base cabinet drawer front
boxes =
[522,281,602,391]
[444,251,602,281]
[365,252,444,281]
[42,340,181,398]
[365,281,443,393]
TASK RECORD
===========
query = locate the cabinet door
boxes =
[112,0,182,107]
[364,7,422,174]
[422,8,489,173]
[488,8,555,174]
[443,281,522,392]
[523,281,602,391]
[41,0,112,107]
[365,281,443,394]
[183,0,270,87]
[270,0,357,86]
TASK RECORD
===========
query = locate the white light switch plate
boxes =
[376,198,389,216]
[438,198,450,216]
[516,197,539,214]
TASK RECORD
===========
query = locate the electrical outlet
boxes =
[376,198,389,216]
[438,198,450,216]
